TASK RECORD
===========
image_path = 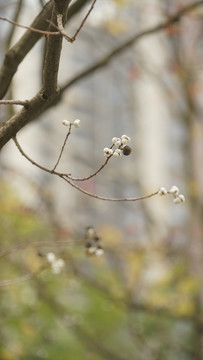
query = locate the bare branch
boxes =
[52,123,73,171]
[48,0,97,43]
[41,1,70,99]
[0,99,29,106]
[0,1,53,99]
[62,175,159,202]
[1,1,202,148]
[0,264,50,287]
[0,0,91,99]
[61,0,203,92]
[0,272,34,287]
[0,92,50,148]
[13,136,159,203]
[71,0,97,42]
[53,124,112,179]
[0,239,73,259]
[0,15,60,36]
[66,157,110,181]
[55,13,72,41]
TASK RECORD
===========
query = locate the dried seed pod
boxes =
[122,145,132,156]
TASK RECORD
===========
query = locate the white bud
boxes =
[113,149,122,157]
[112,137,121,147]
[173,194,185,204]
[87,246,97,254]
[46,252,56,263]
[52,265,61,274]
[112,137,118,143]
[158,187,167,196]
[103,147,113,157]
[56,258,65,267]
[179,194,185,202]
[73,119,80,128]
[173,197,181,204]
[169,185,180,196]
[121,135,131,144]
[95,248,104,256]
[51,258,65,274]
[62,120,70,126]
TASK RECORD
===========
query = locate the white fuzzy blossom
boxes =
[46,252,56,263]
[158,185,185,205]
[169,185,180,196]
[95,247,104,256]
[121,135,131,144]
[112,137,121,147]
[158,187,167,196]
[87,246,97,255]
[46,252,65,274]
[51,259,65,274]
[178,194,185,202]
[62,119,70,126]
[113,149,122,157]
[73,119,80,128]
[173,194,185,204]
[103,147,113,157]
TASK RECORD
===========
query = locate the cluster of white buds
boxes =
[169,186,185,204]
[113,149,122,157]
[46,252,65,274]
[158,185,185,204]
[103,147,113,157]
[84,226,104,256]
[103,134,132,158]
[62,119,80,128]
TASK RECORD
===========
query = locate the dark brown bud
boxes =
[122,145,132,156]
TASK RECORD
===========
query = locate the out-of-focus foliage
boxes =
[0,182,199,360]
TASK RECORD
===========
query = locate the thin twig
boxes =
[51,0,97,43]
[52,122,112,177]
[1,1,203,148]
[52,123,72,171]
[65,144,114,181]
[0,272,35,287]
[56,14,72,42]
[13,136,53,173]
[0,99,29,106]
[71,0,97,41]
[66,157,110,181]
[62,174,159,202]
[61,0,203,92]
[0,264,50,287]
[0,16,60,36]
[0,239,73,260]
[13,136,159,202]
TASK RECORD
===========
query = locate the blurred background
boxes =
[0,0,203,359]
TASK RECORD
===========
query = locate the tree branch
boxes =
[61,0,203,92]
[0,15,60,37]
[0,1,53,99]
[0,99,29,106]
[41,0,70,98]
[1,1,202,148]
[13,135,159,202]
[0,0,91,99]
